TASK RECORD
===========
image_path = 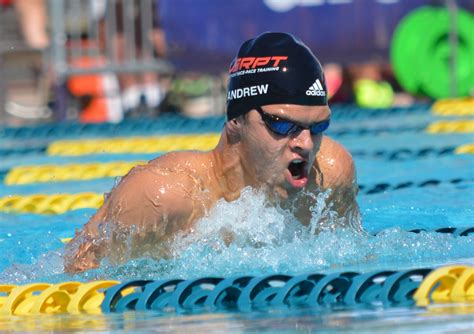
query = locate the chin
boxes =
[262,182,289,201]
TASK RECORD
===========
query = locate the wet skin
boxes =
[64,104,359,273]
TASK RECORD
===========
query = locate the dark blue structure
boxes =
[158,0,473,71]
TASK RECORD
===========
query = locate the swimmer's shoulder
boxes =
[117,150,213,202]
[106,153,207,229]
[123,150,210,192]
[148,150,210,168]
[315,136,356,189]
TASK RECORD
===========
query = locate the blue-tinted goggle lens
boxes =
[256,107,330,136]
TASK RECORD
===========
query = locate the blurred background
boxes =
[0,0,472,126]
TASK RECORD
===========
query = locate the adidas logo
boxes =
[306,79,326,97]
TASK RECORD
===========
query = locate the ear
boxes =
[225,117,243,144]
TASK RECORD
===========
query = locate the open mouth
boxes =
[288,159,307,180]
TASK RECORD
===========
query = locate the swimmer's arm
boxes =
[64,166,194,273]
[63,202,109,273]
[317,137,361,228]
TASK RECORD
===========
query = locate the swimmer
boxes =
[64,32,360,273]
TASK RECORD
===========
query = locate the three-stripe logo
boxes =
[306,79,326,96]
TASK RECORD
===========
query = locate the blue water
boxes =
[0,107,473,332]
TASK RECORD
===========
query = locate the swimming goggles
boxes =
[255,106,330,136]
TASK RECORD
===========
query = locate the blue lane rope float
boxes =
[359,177,474,195]
[343,270,396,306]
[406,227,474,237]
[1,266,472,316]
[204,276,255,311]
[0,147,47,157]
[348,145,474,160]
[378,268,433,307]
[306,272,359,308]
[135,279,184,312]
[100,280,152,313]
[0,115,225,141]
[237,274,293,312]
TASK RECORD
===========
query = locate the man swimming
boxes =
[64,32,360,273]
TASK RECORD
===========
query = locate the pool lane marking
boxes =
[0,193,104,214]
[3,144,473,186]
[5,124,452,159]
[45,125,455,157]
[455,143,474,154]
[426,120,474,133]
[2,177,473,214]
[0,265,472,316]
[59,226,473,244]
[4,161,146,185]
[414,265,474,306]
[47,133,221,156]
[431,98,474,116]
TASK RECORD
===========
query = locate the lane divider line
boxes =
[2,177,472,214]
[431,98,474,117]
[426,120,474,134]
[0,266,471,316]
[47,134,221,156]
[4,161,146,185]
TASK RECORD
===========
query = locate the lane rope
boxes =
[455,144,474,154]
[0,193,104,214]
[432,98,474,116]
[426,120,474,134]
[4,161,146,185]
[0,266,471,315]
[1,177,472,214]
[47,134,221,156]
[4,144,472,185]
[59,226,474,244]
[0,106,431,141]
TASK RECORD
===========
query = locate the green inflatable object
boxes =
[391,7,435,94]
[391,6,474,98]
[354,79,394,108]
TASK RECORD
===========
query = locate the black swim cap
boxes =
[226,32,327,120]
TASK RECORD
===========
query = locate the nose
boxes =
[290,128,314,153]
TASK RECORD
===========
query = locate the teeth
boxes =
[292,159,303,164]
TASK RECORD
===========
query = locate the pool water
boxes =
[0,104,473,332]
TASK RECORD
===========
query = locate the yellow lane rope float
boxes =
[455,143,474,154]
[414,265,474,306]
[47,133,221,156]
[4,161,146,185]
[431,98,474,116]
[426,120,474,133]
[0,193,103,214]
[0,281,120,315]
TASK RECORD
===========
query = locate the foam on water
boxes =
[1,187,473,284]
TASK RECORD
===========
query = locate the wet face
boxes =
[238,104,331,198]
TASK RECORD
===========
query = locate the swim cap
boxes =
[226,32,327,120]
